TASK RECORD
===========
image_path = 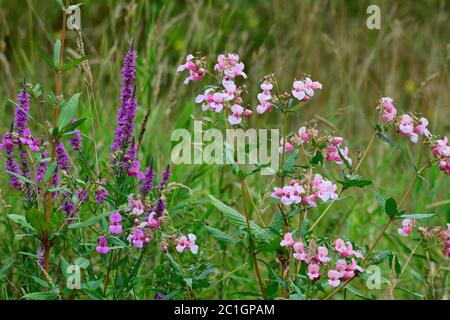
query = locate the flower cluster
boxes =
[176,233,199,254]
[398,218,416,237]
[271,174,338,207]
[280,233,364,286]
[177,54,206,85]
[440,224,450,257]
[433,137,450,175]
[256,81,273,114]
[292,77,322,102]
[323,136,352,166]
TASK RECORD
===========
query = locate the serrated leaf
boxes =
[283,149,299,171]
[204,225,239,244]
[208,195,264,238]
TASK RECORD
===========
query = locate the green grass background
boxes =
[0,0,449,299]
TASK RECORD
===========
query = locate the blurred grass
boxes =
[0,0,449,299]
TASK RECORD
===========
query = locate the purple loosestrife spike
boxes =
[111,47,138,165]
[1,132,22,190]
[14,83,31,137]
[68,119,82,151]
[159,164,171,190]
[35,149,49,184]
[56,142,70,171]
[140,158,156,196]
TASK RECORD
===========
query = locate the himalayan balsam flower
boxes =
[317,246,331,264]
[307,263,320,280]
[228,104,252,125]
[214,53,247,80]
[432,137,450,175]
[96,236,110,254]
[195,89,228,113]
[280,232,295,248]
[128,194,144,216]
[324,137,352,166]
[128,227,149,249]
[334,239,363,259]
[379,97,397,123]
[176,233,198,254]
[398,114,419,143]
[293,242,308,261]
[177,54,205,85]
[109,212,122,234]
[398,219,415,237]
[256,81,273,114]
[278,137,295,154]
[292,77,322,101]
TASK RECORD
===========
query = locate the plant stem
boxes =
[42,2,67,272]
[309,189,344,232]
[355,131,377,172]
[241,179,267,300]
[241,179,266,227]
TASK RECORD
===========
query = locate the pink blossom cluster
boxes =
[433,137,450,175]
[397,114,431,143]
[323,136,352,166]
[271,174,338,207]
[292,77,322,102]
[378,97,397,123]
[192,54,252,125]
[176,233,199,254]
[439,224,450,257]
[109,212,123,234]
[177,54,206,85]
[256,81,273,114]
[397,218,416,237]
[280,233,364,286]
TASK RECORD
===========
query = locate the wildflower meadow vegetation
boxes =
[0,1,449,301]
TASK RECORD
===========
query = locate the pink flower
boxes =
[307,263,320,280]
[176,233,198,254]
[256,81,273,114]
[280,232,295,248]
[346,258,364,273]
[278,137,295,154]
[128,228,147,248]
[222,79,237,100]
[128,160,145,179]
[398,114,419,143]
[317,246,331,264]
[398,219,415,237]
[293,242,308,261]
[328,270,342,287]
[297,127,311,144]
[195,89,228,113]
[414,117,431,138]
[96,236,110,254]
[109,212,122,234]
[177,54,205,85]
[311,174,338,202]
[324,137,352,166]
[214,53,247,79]
[433,137,450,157]
[271,184,303,206]
[334,239,363,258]
[379,97,397,123]
[128,194,144,216]
[292,77,322,101]
[228,104,252,125]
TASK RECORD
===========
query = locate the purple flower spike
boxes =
[140,158,156,196]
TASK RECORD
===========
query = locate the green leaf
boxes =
[400,213,435,220]
[208,195,264,238]
[60,118,86,136]
[5,170,36,185]
[374,191,385,208]
[37,46,55,69]
[7,214,34,230]
[58,93,81,129]
[68,210,111,229]
[369,250,392,265]
[377,132,399,148]
[283,149,299,171]
[43,162,57,184]
[25,209,50,233]
[21,291,58,300]
[389,255,402,275]
[338,179,373,189]
[0,258,15,281]
[385,197,402,218]
[166,253,182,275]
[310,150,323,166]
[30,276,50,288]
[53,39,61,67]
[204,225,239,244]
[63,56,89,72]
